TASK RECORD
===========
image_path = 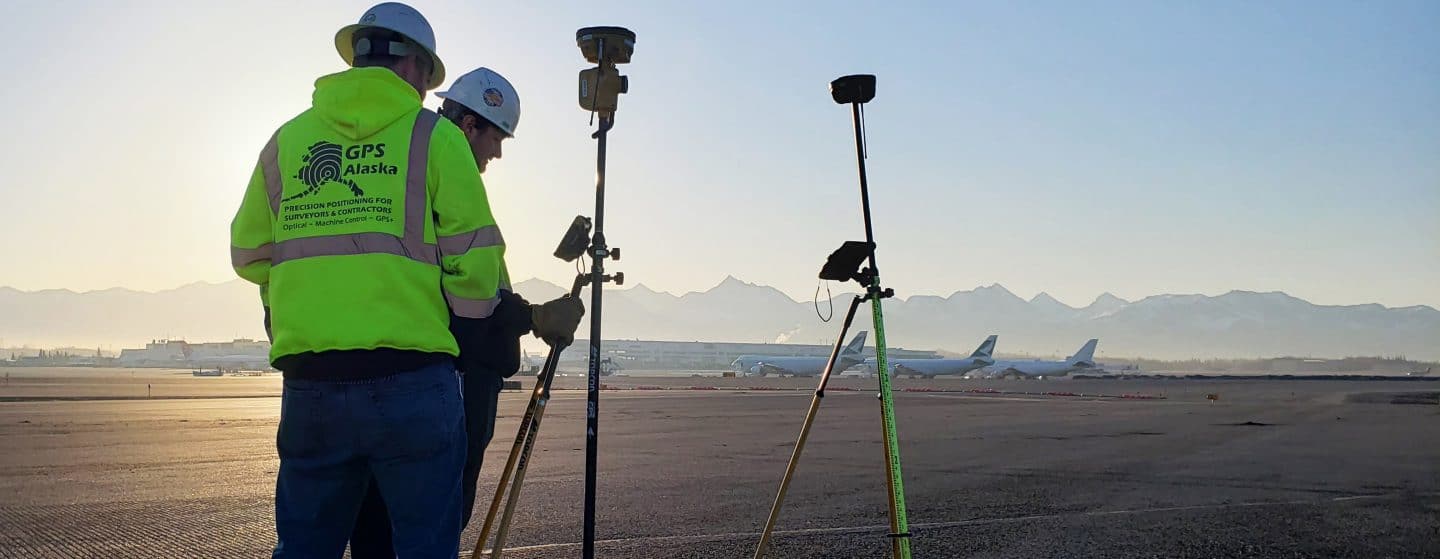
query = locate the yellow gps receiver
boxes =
[576,27,636,117]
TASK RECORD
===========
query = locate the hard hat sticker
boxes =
[483,88,504,107]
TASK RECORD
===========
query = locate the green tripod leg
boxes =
[869,278,912,559]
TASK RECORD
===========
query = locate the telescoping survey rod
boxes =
[575,26,636,559]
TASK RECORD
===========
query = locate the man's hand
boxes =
[531,296,585,347]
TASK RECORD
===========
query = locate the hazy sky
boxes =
[1,0,1436,309]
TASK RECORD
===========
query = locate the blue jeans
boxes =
[349,369,505,558]
[272,361,466,559]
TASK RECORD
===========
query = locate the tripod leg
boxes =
[754,295,864,559]
[479,279,585,557]
[472,348,560,558]
[489,349,562,559]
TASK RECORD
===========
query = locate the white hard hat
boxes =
[436,67,521,137]
[334,2,446,90]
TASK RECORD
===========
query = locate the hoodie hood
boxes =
[311,67,421,141]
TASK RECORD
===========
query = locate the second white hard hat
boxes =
[436,68,521,137]
[334,2,446,90]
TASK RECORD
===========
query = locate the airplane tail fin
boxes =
[842,331,869,356]
[969,335,998,359]
[1068,339,1099,365]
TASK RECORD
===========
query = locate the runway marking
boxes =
[475,492,1432,555]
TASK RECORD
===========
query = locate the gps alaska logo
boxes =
[283,141,398,202]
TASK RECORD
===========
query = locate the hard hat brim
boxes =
[334,24,446,90]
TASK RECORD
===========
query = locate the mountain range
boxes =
[2,277,1436,360]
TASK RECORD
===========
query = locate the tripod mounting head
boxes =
[577,26,636,117]
[829,74,875,105]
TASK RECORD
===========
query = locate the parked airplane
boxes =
[731,332,868,378]
[976,339,1099,379]
[884,335,997,379]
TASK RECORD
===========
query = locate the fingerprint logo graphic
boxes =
[283,141,364,202]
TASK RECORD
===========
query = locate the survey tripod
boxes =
[755,74,912,559]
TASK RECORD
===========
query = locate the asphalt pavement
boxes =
[1,376,1436,557]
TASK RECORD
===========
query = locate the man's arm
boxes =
[449,291,533,376]
[428,118,533,374]
[430,119,507,319]
[429,118,583,375]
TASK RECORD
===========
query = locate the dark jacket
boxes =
[451,291,533,377]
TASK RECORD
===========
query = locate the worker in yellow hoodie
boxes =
[229,4,581,557]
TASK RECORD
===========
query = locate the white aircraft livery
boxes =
[979,339,1099,379]
[886,335,997,378]
[731,332,868,378]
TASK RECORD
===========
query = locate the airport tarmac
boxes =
[0,369,1436,557]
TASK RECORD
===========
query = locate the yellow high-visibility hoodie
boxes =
[230,67,510,377]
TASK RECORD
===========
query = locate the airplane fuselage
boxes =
[887,357,990,378]
[731,355,863,378]
[982,360,1094,378]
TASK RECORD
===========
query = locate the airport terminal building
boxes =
[117,339,271,369]
[108,337,938,372]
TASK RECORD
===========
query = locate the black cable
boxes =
[814,280,834,322]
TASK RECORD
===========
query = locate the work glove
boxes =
[531,296,585,347]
